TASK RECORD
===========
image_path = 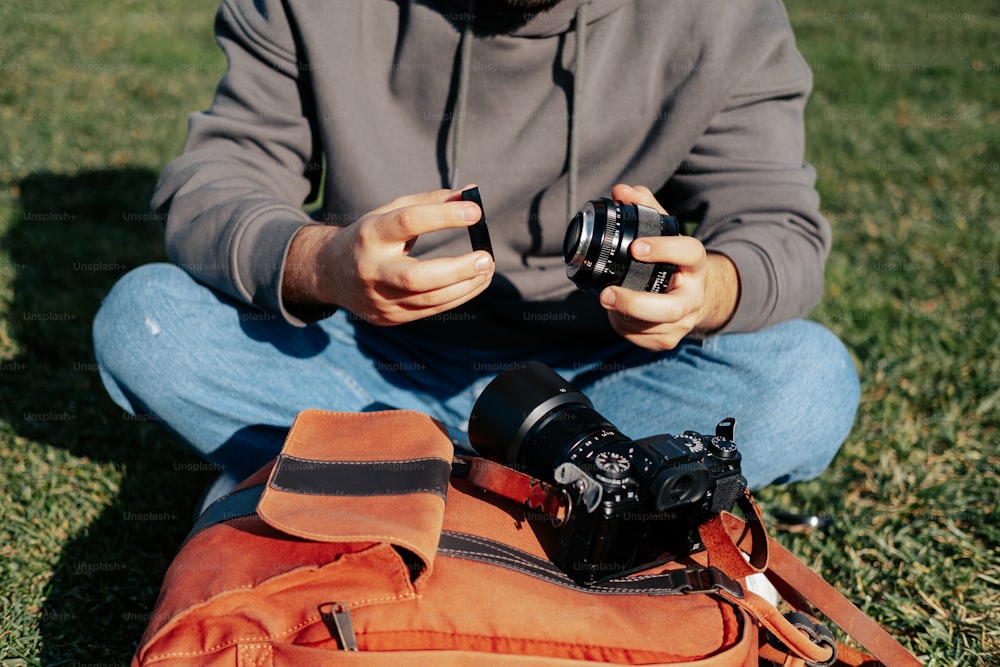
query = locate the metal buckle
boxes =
[525,479,572,527]
[765,611,839,667]
[669,567,744,599]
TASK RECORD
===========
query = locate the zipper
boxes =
[320,602,359,651]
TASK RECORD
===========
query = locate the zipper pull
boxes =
[320,602,359,651]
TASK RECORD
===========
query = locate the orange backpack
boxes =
[132,409,919,666]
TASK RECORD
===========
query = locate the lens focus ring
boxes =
[591,204,619,279]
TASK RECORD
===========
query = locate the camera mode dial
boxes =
[593,451,631,481]
[707,436,738,461]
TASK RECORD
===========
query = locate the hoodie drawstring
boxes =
[449,0,476,190]
[567,0,588,223]
[449,0,591,224]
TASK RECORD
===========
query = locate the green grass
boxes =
[1,0,997,664]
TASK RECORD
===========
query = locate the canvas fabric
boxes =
[132,409,917,667]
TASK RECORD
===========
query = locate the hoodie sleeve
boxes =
[660,3,830,334]
[152,0,321,325]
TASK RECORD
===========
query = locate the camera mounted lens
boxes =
[468,362,747,585]
[468,361,597,471]
[563,198,681,294]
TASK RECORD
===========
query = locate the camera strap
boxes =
[452,456,571,526]
[699,490,770,576]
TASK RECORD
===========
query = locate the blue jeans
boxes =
[93,263,860,490]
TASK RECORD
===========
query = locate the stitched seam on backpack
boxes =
[252,518,432,549]
[360,628,698,659]
[439,531,698,595]
[238,642,273,666]
[438,532,605,591]
[144,593,410,660]
[279,455,445,467]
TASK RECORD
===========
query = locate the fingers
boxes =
[368,187,481,243]
[338,186,495,326]
[601,287,696,331]
[388,270,492,313]
[362,256,494,325]
[599,235,705,334]
[602,292,700,350]
[610,183,668,215]
[379,253,493,296]
[630,234,706,268]
[366,186,468,216]
[597,216,709,349]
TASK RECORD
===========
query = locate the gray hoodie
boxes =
[153,0,829,347]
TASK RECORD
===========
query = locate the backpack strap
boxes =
[185,483,265,546]
[707,510,923,667]
[437,530,745,598]
[761,526,922,667]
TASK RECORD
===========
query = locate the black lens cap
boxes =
[461,187,493,258]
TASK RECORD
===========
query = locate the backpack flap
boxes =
[256,409,455,583]
[133,410,456,665]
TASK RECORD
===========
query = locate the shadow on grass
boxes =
[3,168,214,664]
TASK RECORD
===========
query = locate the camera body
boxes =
[563,198,682,294]
[551,423,747,584]
[468,361,747,585]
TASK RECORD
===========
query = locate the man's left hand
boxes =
[598,184,740,350]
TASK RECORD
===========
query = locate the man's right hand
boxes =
[281,188,495,326]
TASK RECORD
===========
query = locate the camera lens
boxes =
[563,198,681,294]
[468,361,628,479]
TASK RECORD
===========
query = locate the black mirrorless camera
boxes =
[563,198,682,294]
[468,361,747,585]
